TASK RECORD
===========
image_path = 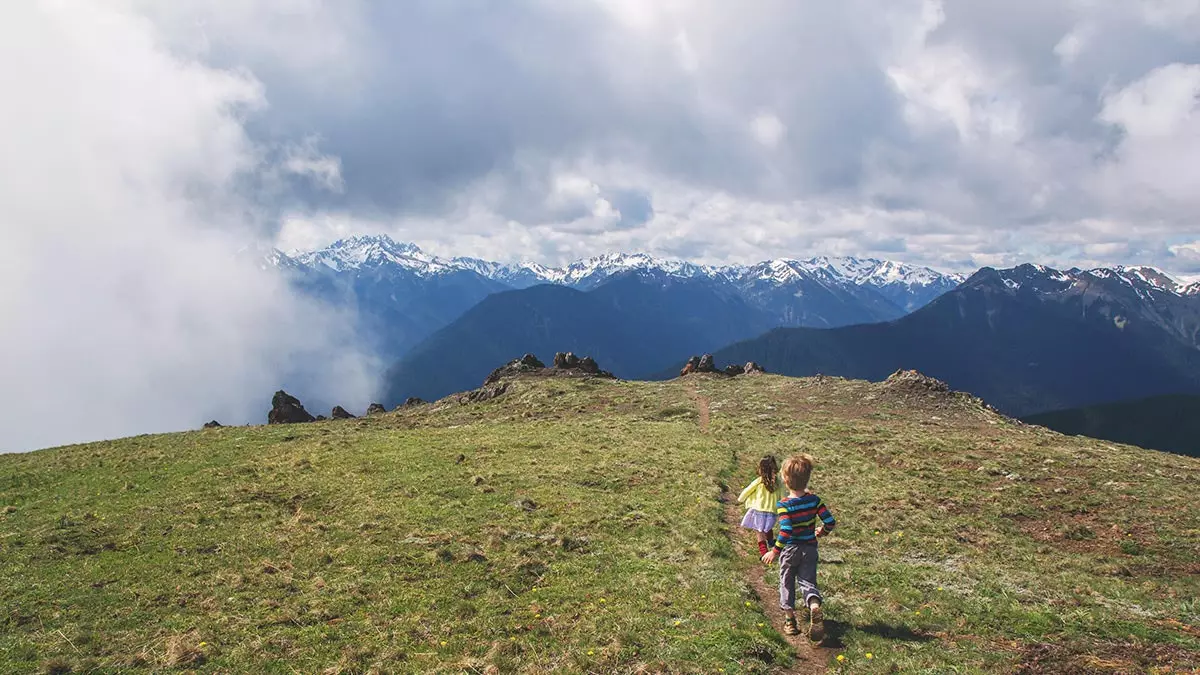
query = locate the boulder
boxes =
[744,361,766,374]
[723,364,744,376]
[680,356,701,376]
[398,397,426,409]
[884,369,950,393]
[268,390,315,424]
[697,354,717,373]
[576,356,602,375]
[553,352,603,375]
[366,403,388,416]
[553,351,579,369]
[331,406,356,420]
[202,420,222,429]
[484,353,546,385]
[315,414,327,421]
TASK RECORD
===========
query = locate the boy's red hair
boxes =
[781,454,814,492]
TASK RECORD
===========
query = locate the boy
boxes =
[761,454,836,641]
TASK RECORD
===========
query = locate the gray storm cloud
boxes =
[0,3,377,452]
[132,0,1200,274]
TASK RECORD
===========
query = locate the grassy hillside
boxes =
[2,375,1198,673]
[1025,394,1200,458]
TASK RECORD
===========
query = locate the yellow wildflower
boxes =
[866,653,873,659]
[836,654,845,662]
[674,620,682,626]
[587,650,594,656]
[440,641,447,646]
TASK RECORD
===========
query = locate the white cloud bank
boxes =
[0,2,377,452]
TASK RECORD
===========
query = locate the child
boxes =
[737,455,783,557]
[761,454,836,641]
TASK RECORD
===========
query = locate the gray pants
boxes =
[779,543,821,610]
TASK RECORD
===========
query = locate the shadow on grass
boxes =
[822,620,935,649]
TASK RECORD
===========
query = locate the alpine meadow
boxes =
[2,372,1197,673]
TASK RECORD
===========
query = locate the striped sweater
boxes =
[774,493,836,549]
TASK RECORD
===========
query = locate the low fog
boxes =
[0,4,378,452]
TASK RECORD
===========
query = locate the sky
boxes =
[2,0,1200,450]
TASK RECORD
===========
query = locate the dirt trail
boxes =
[693,392,831,674]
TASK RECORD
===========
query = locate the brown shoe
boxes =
[808,602,824,643]
[782,615,800,636]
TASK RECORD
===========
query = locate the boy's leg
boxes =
[796,545,824,642]
[795,544,822,607]
[777,546,800,635]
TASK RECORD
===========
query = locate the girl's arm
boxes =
[736,477,761,504]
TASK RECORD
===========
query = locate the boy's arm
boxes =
[816,498,836,535]
[736,478,761,504]
[775,503,792,549]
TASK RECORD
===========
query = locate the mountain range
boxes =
[268,236,1200,421]
[269,234,964,360]
[704,264,1200,416]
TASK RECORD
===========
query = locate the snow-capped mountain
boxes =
[269,235,1194,366]
[278,235,960,296]
[268,234,972,360]
[965,263,1200,350]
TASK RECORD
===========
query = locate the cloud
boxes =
[281,136,345,193]
[116,0,1195,275]
[0,2,377,452]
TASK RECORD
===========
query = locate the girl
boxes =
[737,455,783,556]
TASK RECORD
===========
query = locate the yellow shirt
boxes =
[737,475,784,513]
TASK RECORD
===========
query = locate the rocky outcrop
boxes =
[680,354,719,376]
[458,382,509,404]
[484,354,546,385]
[331,406,356,420]
[202,420,222,429]
[366,403,387,416]
[743,361,766,375]
[552,351,604,375]
[723,364,743,376]
[884,369,950,393]
[398,397,426,408]
[268,390,316,424]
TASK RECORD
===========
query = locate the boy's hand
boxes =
[815,526,825,537]
[761,548,778,565]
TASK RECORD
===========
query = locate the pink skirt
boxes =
[740,509,776,533]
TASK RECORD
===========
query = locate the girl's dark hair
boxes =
[758,455,779,492]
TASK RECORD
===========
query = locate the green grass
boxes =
[2,374,1198,673]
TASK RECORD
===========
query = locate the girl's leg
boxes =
[756,531,769,556]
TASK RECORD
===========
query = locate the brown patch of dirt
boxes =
[1011,638,1200,674]
[696,395,710,433]
[722,496,833,674]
